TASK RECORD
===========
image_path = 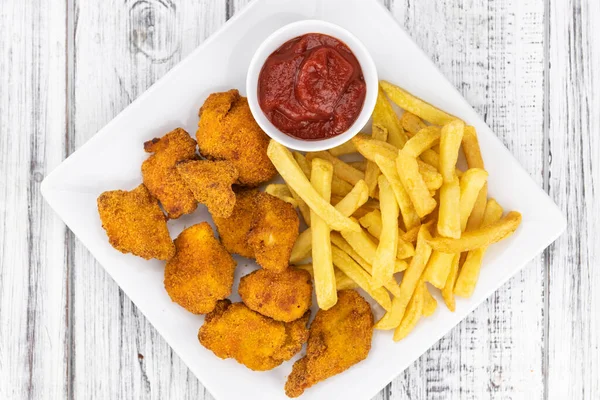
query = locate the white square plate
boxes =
[42,0,566,399]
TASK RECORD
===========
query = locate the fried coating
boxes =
[176,160,239,218]
[164,222,236,314]
[248,193,299,273]
[213,189,258,258]
[238,267,312,322]
[142,128,198,219]
[285,290,374,397]
[97,184,174,260]
[198,300,310,371]
[196,89,277,187]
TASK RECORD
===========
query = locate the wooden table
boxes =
[1,0,598,398]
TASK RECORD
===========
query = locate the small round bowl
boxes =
[246,20,378,152]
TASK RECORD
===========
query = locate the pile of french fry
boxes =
[266,81,522,342]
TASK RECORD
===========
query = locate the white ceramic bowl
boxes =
[246,20,378,152]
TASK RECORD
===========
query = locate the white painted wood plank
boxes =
[547,0,600,399]
[69,1,226,399]
[383,1,546,399]
[0,0,69,399]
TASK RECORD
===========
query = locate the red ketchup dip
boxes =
[258,33,366,140]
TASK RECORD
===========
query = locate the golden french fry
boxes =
[293,151,312,178]
[400,111,428,136]
[295,263,359,291]
[423,250,455,289]
[437,176,461,238]
[364,124,388,196]
[467,184,487,231]
[375,224,432,330]
[422,284,437,316]
[373,153,421,230]
[396,150,437,218]
[454,199,504,297]
[372,176,399,288]
[359,210,415,259]
[352,133,399,160]
[331,233,403,297]
[419,161,443,191]
[331,246,392,311]
[380,80,457,126]
[403,126,441,157]
[402,225,420,243]
[288,185,310,226]
[459,168,488,232]
[290,180,370,263]
[329,140,357,157]
[462,126,484,169]
[294,151,353,197]
[349,160,367,172]
[441,253,461,311]
[306,151,365,186]
[428,211,522,253]
[393,283,424,341]
[420,149,440,169]
[267,141,360,232]
[310,158,336,310]
[374,85,408,148]
[439,120,465,182]
[265,184,298,207]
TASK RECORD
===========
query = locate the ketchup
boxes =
[258,33,366,140]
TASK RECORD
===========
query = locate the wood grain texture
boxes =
[546,0,600,399]
[0,0,69,399]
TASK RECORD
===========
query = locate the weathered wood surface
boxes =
[0,0,597,399]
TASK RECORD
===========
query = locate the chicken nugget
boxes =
[239,267,312,322]
[97,184,174,260]
[142,128,198,219]
[248,193,299,272]
[176,160,238,218]
[164,222,236,314]
[285,290,374,397]
[198,300,310,371]
[196,89,277,187]
[213,189,258,258]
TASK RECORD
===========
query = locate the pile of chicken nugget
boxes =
[97,89,374,398]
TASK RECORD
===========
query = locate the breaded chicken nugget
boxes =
[198,300,310,371]
[238,267,312,322]
[213,189,258,258]
[97,184,174,260]
[164,222,236,314]
[196,90,277,187]
[285,290,374,397]
[176,160,238,218]
[142,128,198,219]
[248,193,299,272]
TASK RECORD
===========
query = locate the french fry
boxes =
[293,151,312,178]
[375,224,432,330]
[467,184,487,231]
[352,133,399,160]
[373,153,421,230]
[373,84,408,148]
[310,158,336,310]
[422,284,437,316]
[437,176,461,238]
[400,112,428,136]
[371,176,399,288]
[295,263,359,291]
[306,151,365,186]
[331,233,403,297]
[329,140,357,157]
[427,211,522,253]
[423,250,455,289]
[454,199,504,297]
[396,150,437,218]
[288,185,310,226]
[294,151,354,197]
[462,126,485,169]
[358,209,415,259]
[380,80,457,126]
[420,149,440,169]
[419,161,443,191]
[403,126,441,157]
[439,120,465,182]
[349,160,367,172]
[265,184,298,207]
[459,168,488,232]
[364,124,388,196]
[331,246,392,311]
[402,225,420,243]
[441,253,461,311]
[393,283,424,341]
[267,141,360,232]
[290,180,370,263]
